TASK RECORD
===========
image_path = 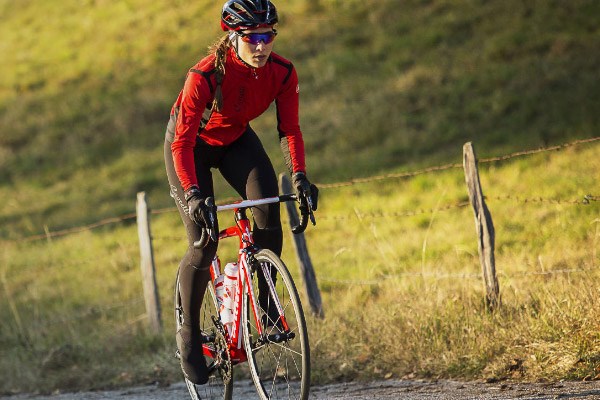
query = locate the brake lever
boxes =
[306,197,316,226]
[205,197,218,242]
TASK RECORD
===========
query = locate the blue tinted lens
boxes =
[240,31,277,45]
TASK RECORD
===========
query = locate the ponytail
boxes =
[209,34,231,112]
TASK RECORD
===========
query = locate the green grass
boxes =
[1,142,599,394]
[1,0,599,239]
[1,0,600,394]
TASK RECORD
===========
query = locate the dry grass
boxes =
[1,0,599,394]
[2,143,599,394]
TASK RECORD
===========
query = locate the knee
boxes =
[185,240,218,270]
[253,225,282,237]
[253,225,283,255]
[252,203,281,230]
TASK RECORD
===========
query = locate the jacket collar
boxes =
[228,48,271,78]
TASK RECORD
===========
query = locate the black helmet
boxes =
[221,0,278,31]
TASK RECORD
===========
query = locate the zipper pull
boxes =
[252,68,258,80]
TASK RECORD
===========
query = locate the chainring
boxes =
[211,316,233,384]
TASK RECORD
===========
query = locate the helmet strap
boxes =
[230,31,255,69]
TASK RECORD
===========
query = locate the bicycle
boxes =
[175,192,316,400]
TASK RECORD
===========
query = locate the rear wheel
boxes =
[242,249,310,400]
[175,270,233,400]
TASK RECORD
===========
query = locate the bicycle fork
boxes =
[247,253,295,345]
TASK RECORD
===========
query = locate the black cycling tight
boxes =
[165,126,283,326]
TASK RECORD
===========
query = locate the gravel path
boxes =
[4,379,600,400]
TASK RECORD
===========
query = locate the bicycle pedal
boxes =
[266,331,295,344]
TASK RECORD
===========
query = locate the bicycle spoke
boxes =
[265,342,300,400]
[252,335,303,372]
[270,344,294,398]
[243,250,309,400]
[279,343,303,380]
[265,340,304,358]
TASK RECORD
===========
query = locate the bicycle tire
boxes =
[242,249,310,400]
[175,270,233,400]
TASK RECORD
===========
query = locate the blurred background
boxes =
[1,0,599,395]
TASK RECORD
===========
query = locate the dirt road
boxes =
[5,379,600,399]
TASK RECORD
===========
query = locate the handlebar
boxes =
[291,193,316,234]
[193,197,217,249]
[193,194,315,248]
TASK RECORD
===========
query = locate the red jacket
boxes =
[170,48,306,191]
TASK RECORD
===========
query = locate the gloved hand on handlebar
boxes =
[292,172,318,211]
[184,186,213,228]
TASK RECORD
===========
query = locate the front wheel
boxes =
[175,269,233,400]
[242,249,310,400]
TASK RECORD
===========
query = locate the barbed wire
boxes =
[311,192,597,223]
[317,264,598,286]
[13,191,597,243]
[16,191,597,244]
[16,212,137,243]
[317,201,471,222]
[487,194,598,206]
[500,267,599,278]
[582,195,598,204]
[478,137,600,164]
[319,272,482,285]
[316,162,463,189]
[314,136,600,189]
[10,136,599,243]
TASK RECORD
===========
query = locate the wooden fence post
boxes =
[463,143,500,311]
[136,192,163,333]
[279,174,324,318]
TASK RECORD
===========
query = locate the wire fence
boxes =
[316,201,471,221]
[315,194,598,223]
[317,136,600,189]
[317,259,599,287]
[11,136,599,243]
[2,137,598,329]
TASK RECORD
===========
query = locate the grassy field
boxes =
[1,0,599,395]
[1,141,598,394]
[1,0,599,239]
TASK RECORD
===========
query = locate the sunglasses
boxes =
[238,29,277,45]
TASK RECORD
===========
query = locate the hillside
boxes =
[1,136,598,394]
[1,0,600,394]
[1,0,599,239]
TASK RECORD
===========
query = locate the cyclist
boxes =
[164,0,317,385]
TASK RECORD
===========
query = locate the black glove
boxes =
[292,172,318,211]
[184,187,210,227]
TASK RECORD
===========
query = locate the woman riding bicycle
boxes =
[164,0,317,385]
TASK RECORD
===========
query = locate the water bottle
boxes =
[214,275,228,321]
[212,256,228,323]
[222,262,239,311]
[217,262,239,331]
[221,263,239,329]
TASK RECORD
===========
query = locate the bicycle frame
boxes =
[203,196,291,364]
